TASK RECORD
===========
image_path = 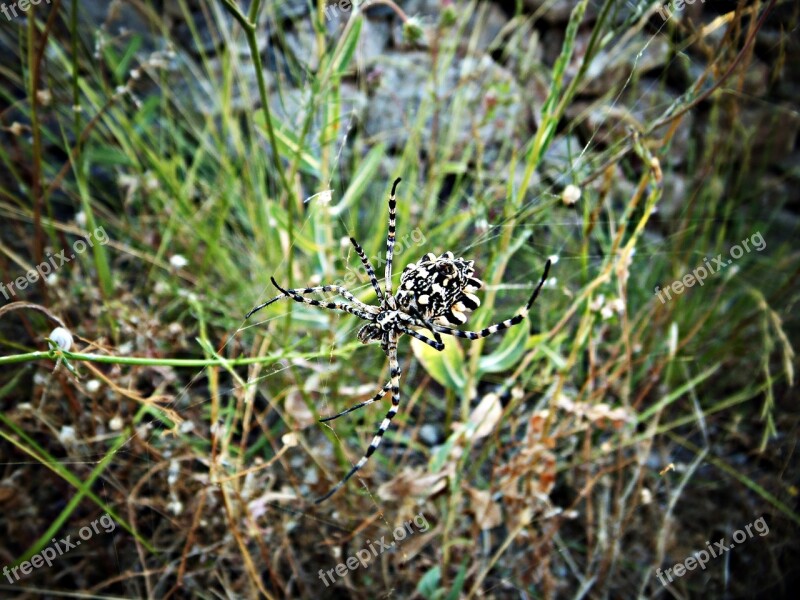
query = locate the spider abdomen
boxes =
[396,251,483,325]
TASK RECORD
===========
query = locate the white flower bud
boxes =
[49,327,73,351]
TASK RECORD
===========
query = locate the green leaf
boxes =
[252,112,321,177]
[477,319,529,375]
[332,16,363,77]
[428,430,459,473]
[445,560,469,600]
[417,565,442,599]
[410,335,467,395]
[331,144,386,216]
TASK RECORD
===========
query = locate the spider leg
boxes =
[383,177,401,296]
[268,278,375,321]
[245,294,284,319]
[349,237,384,301]
[399,324,444,351]
[431,259,551,340]
[396,311,445,348]
[410,317,445,347]
[245,282,375,319]
[319,380,392,423]
[315,336,402,503]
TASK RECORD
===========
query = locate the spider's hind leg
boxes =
[319,380,392,423]
[315,338,402,503]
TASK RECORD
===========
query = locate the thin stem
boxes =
[0,344,360,367]
[218,0,296,295]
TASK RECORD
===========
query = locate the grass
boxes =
[0,0,797,598]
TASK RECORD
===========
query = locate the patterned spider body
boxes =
[357,251,484,354]
[246,177,551,503]
[396,252,483,326]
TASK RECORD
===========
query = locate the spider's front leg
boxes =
[245,277,375,321]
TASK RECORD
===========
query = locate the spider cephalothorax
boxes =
[246,177,551,503]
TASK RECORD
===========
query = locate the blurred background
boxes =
[0,0,798,598]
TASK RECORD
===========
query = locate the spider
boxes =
[246,178,551,503]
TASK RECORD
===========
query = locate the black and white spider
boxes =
[246,178,551,503]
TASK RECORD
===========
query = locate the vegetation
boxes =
[0,0,796,598]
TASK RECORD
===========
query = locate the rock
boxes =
[284,17,321,72]
[271,0,311,21]
[580,34,672,96]
[365,52,529,161]
[522,0,575,24]
[466,2,510,54]
[419,423,439,445]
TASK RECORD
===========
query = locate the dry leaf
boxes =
[453,393,503,440]
[377,466,450,501]
[466,486,503,529]
[284,390,316,428]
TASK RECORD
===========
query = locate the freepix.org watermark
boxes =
[654,231,765,304]
[1,0,51,21]
[3,513,116,583]
[656,516,769,586]
[0,226,109,302]
[318,513,430,587]
[323,0,362,22]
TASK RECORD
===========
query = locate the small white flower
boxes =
[109,415,124,431]
[86,379,101,393]
[144,172,160,192]
[167,500,184,515]
[282,432,298,447]
[305,189,332,204]
[36,89,52,106]
[589,294,605,312]
[608,298,626,314]
[562,184,581,206]
[58,425,77,446]
[49,327,73,351]
[169,255,188,269]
